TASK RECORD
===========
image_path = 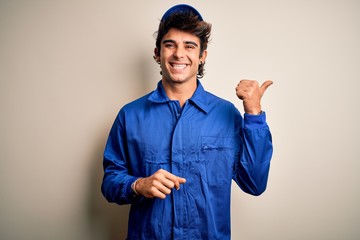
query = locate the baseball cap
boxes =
[161,4,203,22]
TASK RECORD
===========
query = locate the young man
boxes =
[102,4,273,239]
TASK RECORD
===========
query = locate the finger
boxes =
[178,177,186,184]
[154,170,176,190]
[236,89,248,100]
[176,177,187,190]
[162,178,175,189]
[163,171,186,190]
[156,169,186,190]
[168,174,181,190]
[153,180,172,195]
[259,80,273,95]
[239,79,251,84]
[171,176,187,190]
[150,186,167,199]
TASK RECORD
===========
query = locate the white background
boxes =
[1,0,359,239]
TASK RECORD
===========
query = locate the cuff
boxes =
[124,177,143,203]
[244,111,268,129]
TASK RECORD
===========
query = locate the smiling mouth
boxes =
[170,63,188,70]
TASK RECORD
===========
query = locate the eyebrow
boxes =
[162,39,199,47]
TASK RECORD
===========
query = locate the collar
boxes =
[148,80,209,113]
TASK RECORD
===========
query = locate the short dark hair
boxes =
[154,9,212,78]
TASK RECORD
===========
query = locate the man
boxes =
[102,4,273,239]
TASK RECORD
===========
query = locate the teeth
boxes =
[172,64,186,69]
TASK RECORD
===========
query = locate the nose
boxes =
[173,46,185,59]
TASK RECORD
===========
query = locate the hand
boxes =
[235,80,273,114]
[135,169,186,199]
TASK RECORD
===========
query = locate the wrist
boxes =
[245,110,262,115]
[131,178,141,196]
[243,102,262,115]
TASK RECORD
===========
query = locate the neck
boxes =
[161,79,197,108]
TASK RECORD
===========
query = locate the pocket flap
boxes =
[201,136,234,150]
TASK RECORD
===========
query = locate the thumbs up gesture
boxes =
[235,80,273,115]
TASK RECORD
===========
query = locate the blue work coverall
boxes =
[102,80,273,239]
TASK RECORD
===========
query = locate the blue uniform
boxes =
[102,80,273,239]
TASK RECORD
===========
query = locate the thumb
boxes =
[260,80,273,96]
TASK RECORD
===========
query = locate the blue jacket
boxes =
[102,80,273,239]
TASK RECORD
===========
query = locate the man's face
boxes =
[156,28,207,85]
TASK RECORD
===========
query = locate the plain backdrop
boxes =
[1,0,359,239]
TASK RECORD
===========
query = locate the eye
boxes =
[185,45,196,49]
[165,43,175,48]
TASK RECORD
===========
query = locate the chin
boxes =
[164,74,185,82]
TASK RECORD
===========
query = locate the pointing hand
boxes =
[235,80,273,114]
[135,169,186,199]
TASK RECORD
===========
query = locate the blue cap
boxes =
[161,4,203,22]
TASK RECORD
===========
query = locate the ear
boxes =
[153,48,160,63]
[200,50,207,64]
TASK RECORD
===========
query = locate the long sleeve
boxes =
[233,111,273,196]
[101,112,141,205]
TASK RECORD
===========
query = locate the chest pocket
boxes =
[199,136,235,185]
